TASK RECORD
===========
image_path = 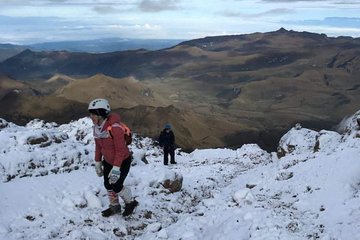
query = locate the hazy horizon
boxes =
[1,0,360,45]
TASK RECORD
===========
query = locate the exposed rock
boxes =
[236,144,272,165]
[277,146,286,159]
[141,154,149,164]
[278,127,318,155]
[276,171,294,181]
[313,130,341,153]
[27,134,49,145]
[246,183,257,189]
[162,172,183,193]
[0,118,8,129]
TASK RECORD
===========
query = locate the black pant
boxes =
[103,156,132,193]
[163,147,175,164]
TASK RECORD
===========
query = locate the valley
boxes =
[0,28,359,151]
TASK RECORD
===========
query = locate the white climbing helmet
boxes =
[88,98,111,112]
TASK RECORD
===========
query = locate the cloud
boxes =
[261,0,329,2]
[92,5,120,14]
[261,0,360,4]
[0,0,136,7]
[221,8,295,18]
[48,0,69,2]
[333,0,360,4]
[138,0,180,12]
[285,17,360,28]
[0,0,67,5]
[0,15,60,25]
[281,17,360,37]
[138,23,161,30]
[0,15,68,43]
[0,13,166,44]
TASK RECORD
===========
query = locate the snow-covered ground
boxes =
[0,111,360,240]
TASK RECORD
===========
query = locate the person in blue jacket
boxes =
[158,123,176,165]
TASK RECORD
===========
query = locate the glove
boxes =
[95,161,103,177]
[108,166,120,184]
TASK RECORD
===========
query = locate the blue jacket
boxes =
[159,129,175,149]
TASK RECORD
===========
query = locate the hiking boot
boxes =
[101,204,121,217]
[170,161,177,164]
[122,200,138,217]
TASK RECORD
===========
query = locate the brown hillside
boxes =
[117,105,248,151]
[55,74,168,108]
[0,75,28,99]
[1,29,360,151]
[46,73,75,84]
[0,91,88,124]
[27,74,77,95]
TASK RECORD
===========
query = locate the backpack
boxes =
[107,122,132,145]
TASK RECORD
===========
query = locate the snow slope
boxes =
[0,111,360,240]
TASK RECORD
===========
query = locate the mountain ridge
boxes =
[0,28,359,152]
[0,38,185,62]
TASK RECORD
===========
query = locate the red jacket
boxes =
[93,113,131,167]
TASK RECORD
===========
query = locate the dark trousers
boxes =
[103,156,131,193]
[163,147,175,165]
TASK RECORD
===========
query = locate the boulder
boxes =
[162,172,183,193]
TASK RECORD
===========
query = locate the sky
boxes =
[0,0,360,44]
[0,110,360,239]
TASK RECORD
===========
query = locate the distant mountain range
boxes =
[0,44,27,62]
[0,28,360,151]
[0,38,184,62]
[28,38,185,53]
